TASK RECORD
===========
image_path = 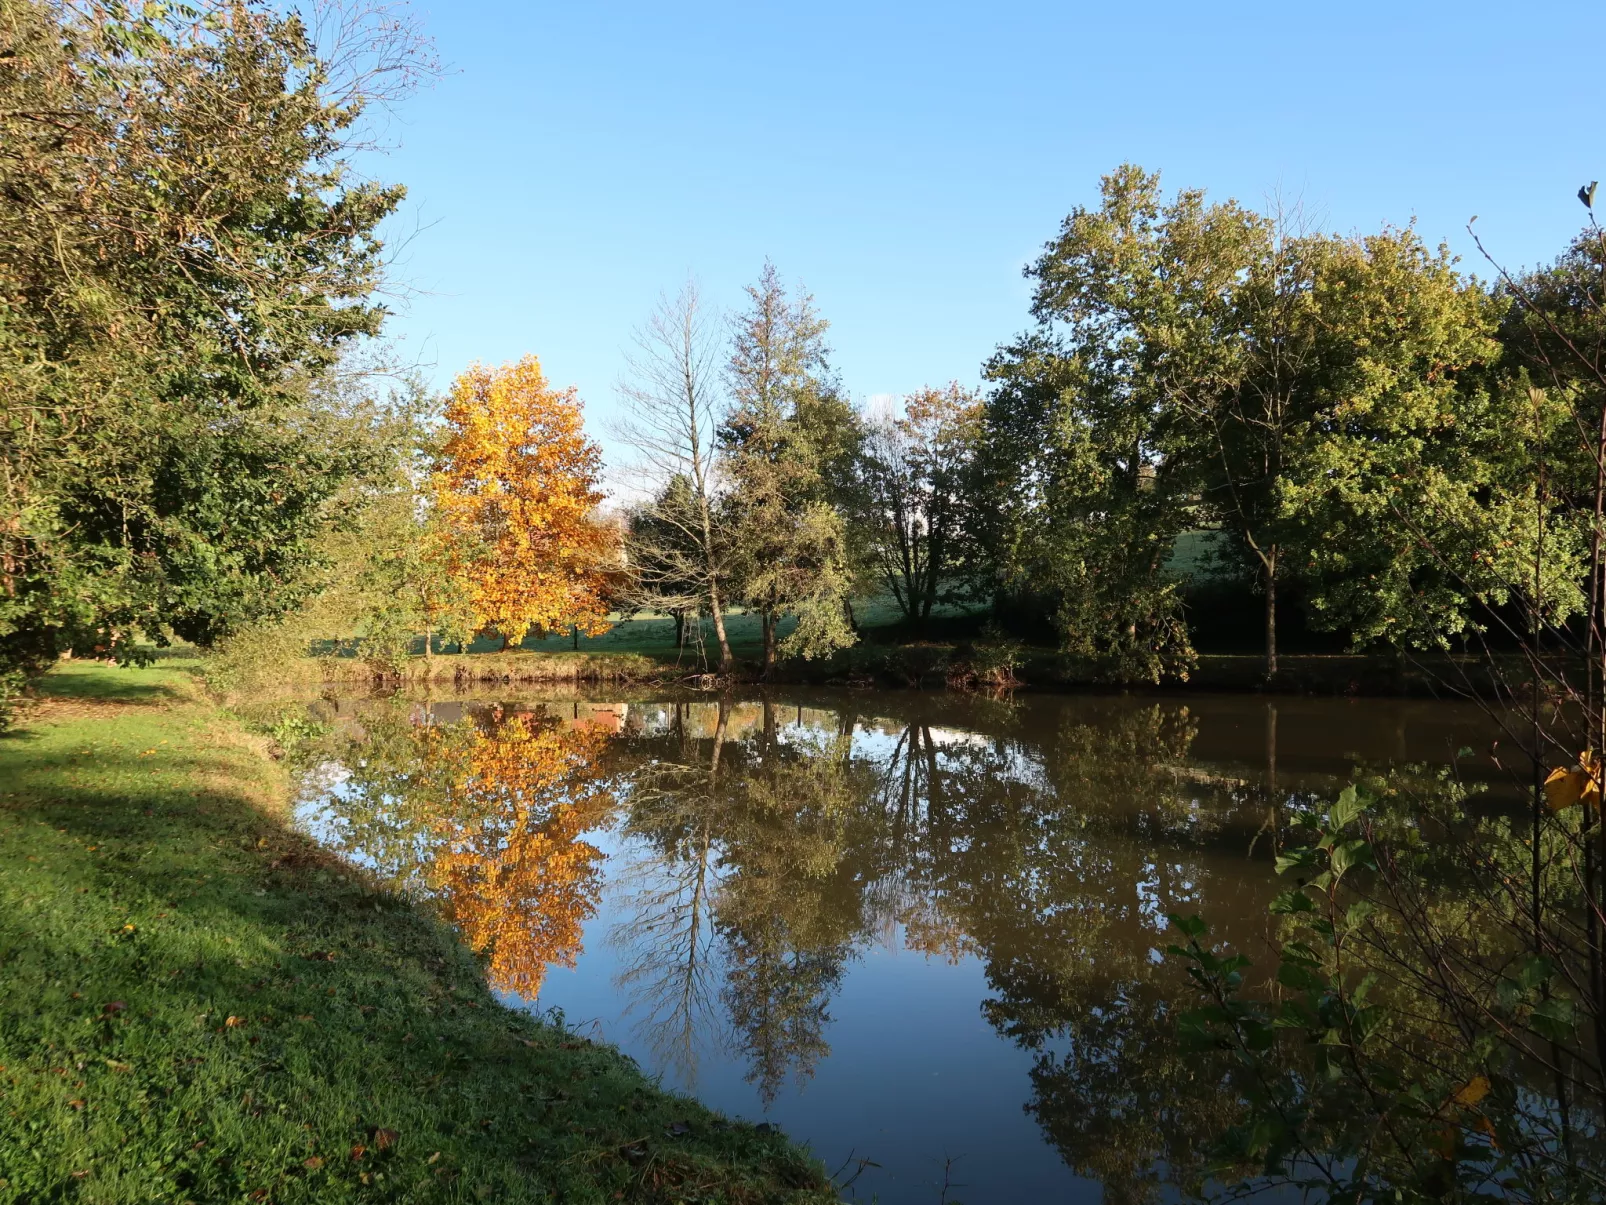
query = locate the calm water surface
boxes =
[291,689,1510,1204]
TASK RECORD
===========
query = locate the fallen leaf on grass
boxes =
[101,1002,125,1015]
[68,1099,84,1110]
[302,1157,323,1170]
[350,1145,366,1161]
[225,1016,244,1028]
[372,1128,398,1151]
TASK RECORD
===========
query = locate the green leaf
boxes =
[1270,889,1316,915]
[1274,848,1317,876]
[1277,962,1327,992]
[1167,913,1207,939]
[1530,996,1576,1042]
[1330,784,1364,830]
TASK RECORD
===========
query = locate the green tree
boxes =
[624,474,708,661]
[982,166,1207,680]
[721,263,860,674]
[860,384,986,635]
[1282,230,1582,650]
[0,0,430,708]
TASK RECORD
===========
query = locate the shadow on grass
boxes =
[33,662,188,703]
[0,677,835,1203]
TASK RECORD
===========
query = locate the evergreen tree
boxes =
[721,263,860,675]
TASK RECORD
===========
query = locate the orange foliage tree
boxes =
[431,356,617,649]
[425,709,618,997]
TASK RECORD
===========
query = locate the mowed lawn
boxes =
[507,595,971,660]
[0,662,834,1204]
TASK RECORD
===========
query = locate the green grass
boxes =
[458,595,980,661]
[0,662,835,1204]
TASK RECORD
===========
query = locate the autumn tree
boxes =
[860,384,985,635]
[721,263,861,675]
[433,357,616,650]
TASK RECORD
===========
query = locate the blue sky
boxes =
[367,0,1606,466]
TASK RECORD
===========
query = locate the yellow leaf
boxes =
[1545,752,1601,811]
[1453,1075,1490,1107]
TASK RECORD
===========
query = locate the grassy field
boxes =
[0,661,835,1204]
[458,595,975,662]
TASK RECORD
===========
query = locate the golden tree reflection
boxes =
[425,708,616,996]
[307,701,617,999]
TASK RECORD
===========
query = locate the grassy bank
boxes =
[328,651,667,688]
[0,662,835,1203]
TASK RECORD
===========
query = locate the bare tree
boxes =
[613,282,736,673]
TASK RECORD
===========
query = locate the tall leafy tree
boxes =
[1282,230,1574,650]
[983,167,1207,681]
[987,165,1553,677]
[0,0,431,707]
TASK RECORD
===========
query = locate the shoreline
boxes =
[0,661,835,1203]
[270,646,1539,700]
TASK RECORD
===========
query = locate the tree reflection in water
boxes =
[297,690,1498,1202]
[301,700,617,998]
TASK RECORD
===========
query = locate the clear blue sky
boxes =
[368,0,1605,465]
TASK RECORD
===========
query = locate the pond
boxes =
[289,688,1511,1204]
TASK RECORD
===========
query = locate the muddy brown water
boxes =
[291,688,1515,1204]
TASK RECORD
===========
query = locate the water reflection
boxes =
[303,703,617,996]
[294,690,1505,1203]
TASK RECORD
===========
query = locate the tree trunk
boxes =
[917,582,938,640]
[422,627,433,675]
[572,625,580,651]
[674,611,687,660]
[499,631,511,653]
[1264,551,1278,681]
[761,608,776,679]
[708,584,734,673]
